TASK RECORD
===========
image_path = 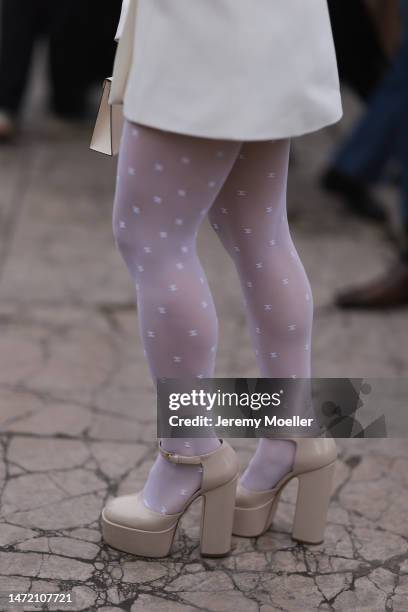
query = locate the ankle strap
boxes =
[158,441,203,465]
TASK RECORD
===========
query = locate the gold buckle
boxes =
[160,448,178,462]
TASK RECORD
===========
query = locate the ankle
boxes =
[143,454,202,514]
[240,438,296,491]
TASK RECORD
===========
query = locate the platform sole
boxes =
[101,510,178,558]
[233,491,281,538]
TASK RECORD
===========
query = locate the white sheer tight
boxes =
[113,120,313,513]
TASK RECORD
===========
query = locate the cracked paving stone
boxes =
[131,594,196,611]
[270,550,308,573]
[47,468,107,496]
[2,473,72,514]
[15,537,51,553]
[369,567,397,592]
[63,585,98,611]
[234,551,273,572]
[0,447,5,486]
[315,572,353,602]
[0,327,44,385]
[7,437,90,472]
[88,413,142,442]
[333,575,388,611]
[8,492,104,530]
[20,315,118,396]
[261,574,324,611]
[65,528,102,543]
[180,589,259,611]
[0,388,45,429]
[0,575,31,593]
[165,570,234,592]
[122,560,169,583]
[352,526,407,562]
[38,555,94,581]
[90,441,147,480]
[392,574,408,612]
[253,530,295,553]
[0,552,43,577]
[232,571,261,592]
[17,536,99,560]
[0,524,36,547]
[0,552,93,581]
[305,524,355,559]
[313,554,366,575]
[94,384,155,420]
[3,400,93,436]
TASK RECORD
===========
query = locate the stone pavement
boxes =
[1,98,408,611]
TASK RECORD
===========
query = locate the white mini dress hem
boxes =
[113,0,343,142]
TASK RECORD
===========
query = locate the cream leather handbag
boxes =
[90,78,124,156]
[90,0,137,156]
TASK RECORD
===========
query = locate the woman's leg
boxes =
[113,120,241,513]
[209,139,313,490]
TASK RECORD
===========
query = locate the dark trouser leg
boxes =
[47,0,88,117]
[328,0,388,101]
[46,0,121,118]
[0,0,42,115]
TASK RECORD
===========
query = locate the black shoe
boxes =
[321,167,387,223]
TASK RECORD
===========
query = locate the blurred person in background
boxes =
[0,0,121,141]
[323,0,408,308]
[328,0,389,104]
[324,0,390,222]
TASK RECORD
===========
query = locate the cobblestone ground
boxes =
[1,97,408,611]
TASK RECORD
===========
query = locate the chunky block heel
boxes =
[233,437,337,543]
[200,474,239,556]
[102,440,240,558]
[292,460,336,544]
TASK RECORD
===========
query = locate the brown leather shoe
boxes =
[0,111,15,142]
[336,260,408,309]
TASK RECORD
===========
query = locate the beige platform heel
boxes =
[102,439,240,558]
[233,437,337,544]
